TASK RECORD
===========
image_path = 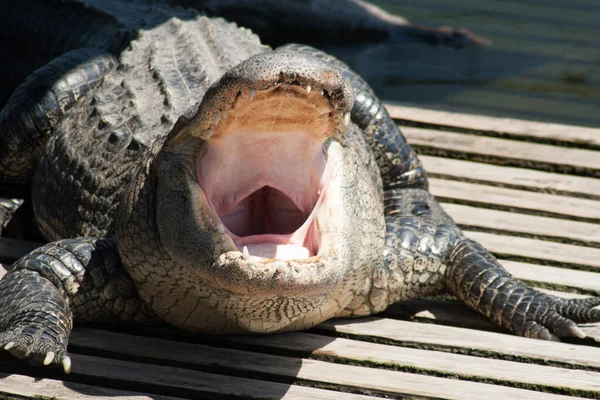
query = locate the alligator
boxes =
[1,0,599,374]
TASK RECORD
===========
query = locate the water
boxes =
[324,0,600,128]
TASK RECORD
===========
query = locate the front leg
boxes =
[446,237,600,340]
[378,188,600,340]
[0,237,151,372]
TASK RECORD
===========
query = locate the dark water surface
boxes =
[324,0,600,128]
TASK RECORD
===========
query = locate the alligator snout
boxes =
[166,49,355,148]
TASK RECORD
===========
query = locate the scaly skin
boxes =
[0,0,599,374]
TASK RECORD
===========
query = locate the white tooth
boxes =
[217,224,224,233]
[222,109,228,118]
[243,246,250,259]
[306,84,312,93]
[344,112,351,125]
[321,89,326,96]
[213,112,221,125]
[248,89,256,101]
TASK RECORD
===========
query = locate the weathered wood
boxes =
[385,298,503,331]
[0,373,185,400]
[500,259,600,292]
[442,203,600,244]
[420,155,600,198]
[66,329,586,400]
[385,103,600,147]
[320,318,600,369]
[430,178,600,220]
[227,331,600,395]
[465,230,600,269]
[402,126,600,171]
[384,294,598,337]
[64,353,382,400]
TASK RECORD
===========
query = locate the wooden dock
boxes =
[1,104,600,399]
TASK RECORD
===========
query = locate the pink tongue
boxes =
[244,244,310,260]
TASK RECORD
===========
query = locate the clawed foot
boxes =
[1,322,71,373]
[0,269,73,373]
[501,292,600,341]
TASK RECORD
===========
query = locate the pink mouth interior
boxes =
[198,129,327,259]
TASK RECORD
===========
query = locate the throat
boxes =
[221,186,309,237]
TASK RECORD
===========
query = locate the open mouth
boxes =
[197,83,342,261]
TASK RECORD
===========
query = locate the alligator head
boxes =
[116,49,385,333]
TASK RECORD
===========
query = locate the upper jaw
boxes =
[164,48,354,151]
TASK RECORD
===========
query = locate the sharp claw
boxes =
[3,341,15,351]
[549,333,561,342]
[62,356,72,374]
[568,325,586,339]
[43,351,55,366]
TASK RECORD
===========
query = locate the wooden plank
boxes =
[66,329,585,400]
[401,126,600,171]
[430,178,600,220]
[384,296,599,338]
[319,318,600,369]
[0,373,185,400]
[442,203,600,244]
[420,155,600,198]
[62,353,381,400]
[500,260,600,292]
[227,332,600,395]
[439,89,600,127]
[385,103,600,147]
[380,85,600,131]
[385,298,503,331]
[465,230,600,269]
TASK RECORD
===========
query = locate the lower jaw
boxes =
[229,221,319,260]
